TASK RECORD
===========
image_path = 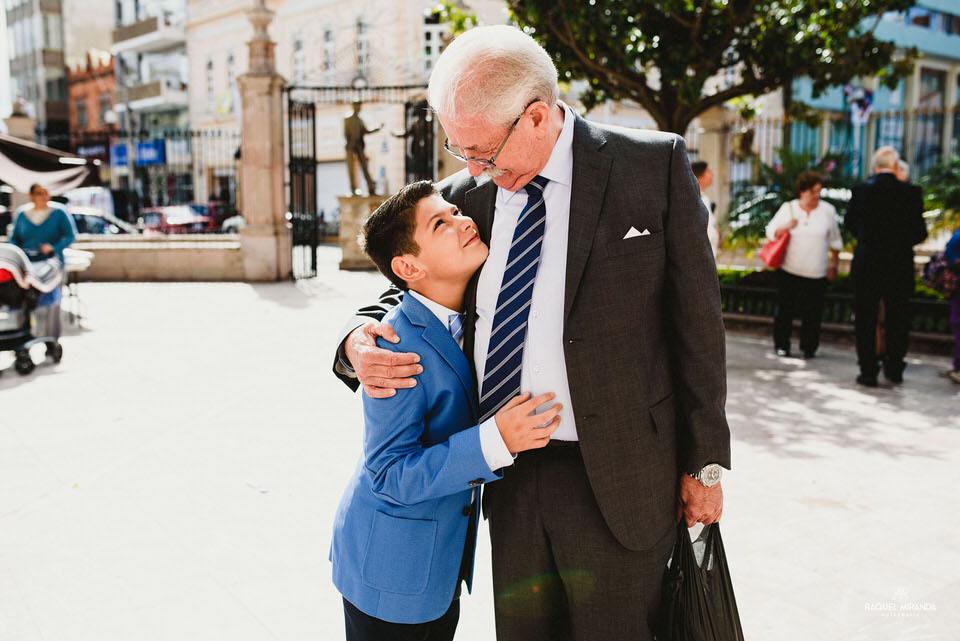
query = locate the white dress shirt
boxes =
[407,290,512,472]
[765,199,843,279]
[473,102,578,448]
[702,193,719,258]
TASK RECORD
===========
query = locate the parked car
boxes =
[137,205,214,234]
[188,201,236,231]
[221,214,244,234]
[69,206,138,235]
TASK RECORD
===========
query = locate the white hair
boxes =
[897,160,910,179]
[872,146,900,171]
[427,25,559,128]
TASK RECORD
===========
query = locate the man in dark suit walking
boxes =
[844,146,928,386]
[331,25,731,641]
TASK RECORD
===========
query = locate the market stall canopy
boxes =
[0,133,101,195]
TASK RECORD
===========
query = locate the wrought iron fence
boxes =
[685,107,960,202]
[720,286,952,336]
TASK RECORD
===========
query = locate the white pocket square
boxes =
[623,227,651,239]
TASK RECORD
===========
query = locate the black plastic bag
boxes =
[655,522,745,641]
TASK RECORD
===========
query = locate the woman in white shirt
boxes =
[765,170,842,358]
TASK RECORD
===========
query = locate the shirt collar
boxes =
[498,101,575,205]
[408,290,461,329]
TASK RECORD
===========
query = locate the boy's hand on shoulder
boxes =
[347,322,423,398]
[495,392,562,454]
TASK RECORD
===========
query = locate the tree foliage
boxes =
[506,0,917,133]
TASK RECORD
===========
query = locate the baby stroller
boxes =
[0,243,64,376]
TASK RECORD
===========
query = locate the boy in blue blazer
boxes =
[330,181,561,641]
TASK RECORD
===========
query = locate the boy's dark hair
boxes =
[794,170,822,195]
[690,161,709,178]
[360,180,438,291]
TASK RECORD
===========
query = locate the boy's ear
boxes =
[391,254,424,284]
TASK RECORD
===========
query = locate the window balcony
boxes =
[112,14,186,55]
[114,78,188,113]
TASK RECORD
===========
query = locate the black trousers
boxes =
[853,265,914,377]
[773,269,828,355]
[484,440,675,641]
[342,597,459,641]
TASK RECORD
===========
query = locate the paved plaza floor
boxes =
[2,246,958,641]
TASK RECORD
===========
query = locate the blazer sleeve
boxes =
[909,185,928,246]
[331,285,405,391]
[664,136,731,474]
[843,186,862,237]
[361,362,501,507]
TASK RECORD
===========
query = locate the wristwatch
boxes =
[691,463,723,487]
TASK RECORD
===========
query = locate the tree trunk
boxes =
[782,75,793,151]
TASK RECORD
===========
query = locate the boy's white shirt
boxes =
[408,290,515,472]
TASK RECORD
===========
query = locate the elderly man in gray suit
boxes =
[332,25,731,641]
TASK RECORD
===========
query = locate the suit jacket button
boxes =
[462,506,471,516]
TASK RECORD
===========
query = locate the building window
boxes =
[226,53,236,114]
[98,93,111,126]
[907,8,933,28]
[43,13,63,50]
[76,99,88,129]
[423,14,446,77]
[920,68,946,110]
[323,28,335,77]
[206,58,215,113]
[943,13,960,36]
[293,37,305,83]
[356,19,369,78]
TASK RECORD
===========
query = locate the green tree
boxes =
[506,0,916,134]
[918,157,960,234]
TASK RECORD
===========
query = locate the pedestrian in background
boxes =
[941,226,960,384]
[765,170,842,358]
[692,160,720,258]
[844,147,928,387]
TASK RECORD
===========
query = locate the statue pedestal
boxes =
[338,195,386,271]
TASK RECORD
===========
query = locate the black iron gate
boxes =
[287,95,318,279]
[403,99,435,184]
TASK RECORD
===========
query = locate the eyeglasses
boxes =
[443,99,540,169]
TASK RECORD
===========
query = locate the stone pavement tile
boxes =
[2,247,958,641]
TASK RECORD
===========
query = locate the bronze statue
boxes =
[344,101,382,196]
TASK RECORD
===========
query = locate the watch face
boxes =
[701,464,722,486]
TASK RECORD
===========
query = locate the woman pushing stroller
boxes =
[9,184,76,346]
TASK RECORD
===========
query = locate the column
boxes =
[237,0,291,281]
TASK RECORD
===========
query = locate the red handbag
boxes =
[760,202,794,269]
[759,232,790,269]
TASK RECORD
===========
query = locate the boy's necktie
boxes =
[448,313,463,341]
[478,175,549,422]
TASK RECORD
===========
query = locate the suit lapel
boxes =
[462,178,496,380]
[565,117,611,323]
[401,296,479,420]
[464,178,497,244]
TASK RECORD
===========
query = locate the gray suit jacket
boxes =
[334,115,731,551]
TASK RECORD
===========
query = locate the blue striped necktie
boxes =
[479,175,549,422]
[448,313,463,341]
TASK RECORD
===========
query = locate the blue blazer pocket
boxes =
[361,511,438,595]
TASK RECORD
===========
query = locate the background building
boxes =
[186,0,467,221]
[4,0,68,146]
[110,0,190,203]
[66,50,116,181]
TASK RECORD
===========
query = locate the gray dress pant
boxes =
[484,440,675,641]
